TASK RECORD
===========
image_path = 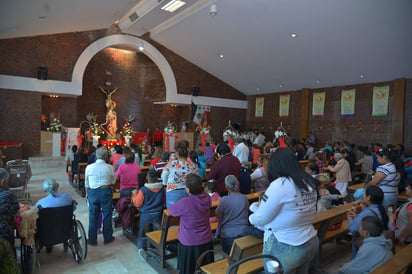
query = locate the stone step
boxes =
[29,155,66,169]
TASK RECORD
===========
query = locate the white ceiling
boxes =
[1,0,411,95]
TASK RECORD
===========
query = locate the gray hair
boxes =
[225,175,240,192]
[43,178,58,196]
[334,153,343,159]
[0,168,9,185]
[96,147,108,160]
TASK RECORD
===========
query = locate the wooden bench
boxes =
[313,203,353,244]
[370,243,412,274]
[200,235,264,274]
[145,209,219,272]
[75,163,87,198]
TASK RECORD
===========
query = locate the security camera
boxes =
[210,4,217,17]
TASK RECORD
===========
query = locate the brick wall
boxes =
[0,89,41,158]
[246,92,301,140]
[0,30,246,158]
[247,79,411,152]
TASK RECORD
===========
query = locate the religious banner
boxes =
[312,92,326,116]
[279,95,290,117]
[372,85,389,116]
[341,89,356,116]
[255,97,264,117]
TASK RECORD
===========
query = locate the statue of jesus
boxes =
[98,86,119,141]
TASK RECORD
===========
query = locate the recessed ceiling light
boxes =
[360,74,365,78]
[219,54,224,58]
[279,84,283,88]
[161,0,186,13]
[291,33,297,38]
[316,80,320,84]
[256,87,260,92]
[138,42,144,51]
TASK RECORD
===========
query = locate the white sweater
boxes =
[249,177,317,245]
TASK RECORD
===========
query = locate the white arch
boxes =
[71,34,176,101]
[0,34,247,108]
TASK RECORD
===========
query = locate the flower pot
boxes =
[124,136,133,147]
[52,133,61,157]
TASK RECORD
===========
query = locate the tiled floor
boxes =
[16,157,350,273]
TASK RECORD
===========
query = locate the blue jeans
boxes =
[221,236,238,255]
[88,187,113,244]
[120,188,136,199]
[138,211,163,250]
[263,233,319,274]
[382,192,398,213]
[165,189,187,209]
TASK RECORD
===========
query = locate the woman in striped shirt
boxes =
[366,148,401,212]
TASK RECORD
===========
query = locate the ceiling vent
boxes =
[118,0,162,30]
[129,12,139,23]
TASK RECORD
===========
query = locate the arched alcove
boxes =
[72,34,177,100]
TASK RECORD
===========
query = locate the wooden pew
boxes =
[370,243,412,274]
[144,209,219,271]
[313,203,353,246]
[299,160,309,168]
[144,192,262,271]
[75,163,87,198]
[200,235,264,274]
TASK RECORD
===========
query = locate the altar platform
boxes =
[28,155,66,169]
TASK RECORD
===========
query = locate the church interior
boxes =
[0,0,412,273]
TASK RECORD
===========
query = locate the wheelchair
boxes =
[20,203,87,273]
[6,159,32,203]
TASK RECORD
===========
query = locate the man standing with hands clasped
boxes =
[85,147,116,246]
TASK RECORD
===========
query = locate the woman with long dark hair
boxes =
[366,148,401,211]
[249,148,319,273]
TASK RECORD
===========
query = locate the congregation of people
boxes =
[2,127,412,274]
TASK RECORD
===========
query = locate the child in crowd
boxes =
[205,179,220,223]
[305,161,319,178]
[315,175,346,212]
[169,174,213,274]
[205,179,221,203]
[337,216,393,274]
[154,151,170,180]
[132,169,164,261]
[314,151,327,173]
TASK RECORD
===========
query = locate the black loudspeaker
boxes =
[37,66,48,80]
[192,86,200,96]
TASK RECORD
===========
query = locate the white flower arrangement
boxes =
[274,130,287,139]
[223,129,236,139]
[47,118,66,133]
[121,121,134,137]
[164,122,177,135]
[200,127,210,134]
[87,113,104,136]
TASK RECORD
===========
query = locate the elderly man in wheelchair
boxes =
[34,178,82,254]
[19,178,87,273]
